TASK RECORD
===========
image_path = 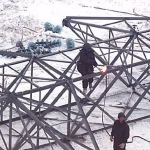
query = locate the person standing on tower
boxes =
[77,43,97,93]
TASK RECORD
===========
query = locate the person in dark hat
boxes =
[77,43,97,93]
[110,112,130,150]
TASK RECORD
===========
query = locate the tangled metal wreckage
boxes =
[0,17,150,150]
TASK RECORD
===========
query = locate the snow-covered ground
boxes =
[0,0,150,149]
[1,0,150,50]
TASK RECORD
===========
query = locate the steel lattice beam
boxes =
[0,16,150,149]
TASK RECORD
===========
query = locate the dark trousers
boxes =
[77,63,93,88]
[113,139,126,150]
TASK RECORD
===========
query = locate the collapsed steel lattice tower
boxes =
[0,17,150,150]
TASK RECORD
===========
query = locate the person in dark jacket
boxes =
[110,112,130,150]
[77,43,97,93]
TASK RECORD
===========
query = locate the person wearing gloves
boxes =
[77,43,97,93]
[110,112,130,150]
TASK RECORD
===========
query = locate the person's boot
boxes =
[83,88,87,94]
[89,83,93,91]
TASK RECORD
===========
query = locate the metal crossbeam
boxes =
[0,16,150,149]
